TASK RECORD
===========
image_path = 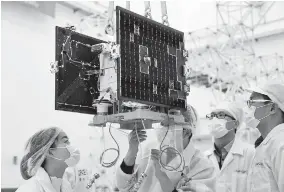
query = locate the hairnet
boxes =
[20,127,62,180]
[247,82,284,112]
[212,101,244,130]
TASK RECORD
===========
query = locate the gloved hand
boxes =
[176,176,191,189]
[124,129,147,166]
[150,149,161,173]
[178,182,212,192]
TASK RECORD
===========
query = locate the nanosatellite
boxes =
[53,6,189,129]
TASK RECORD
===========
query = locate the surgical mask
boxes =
[50,176,62,192]
[247,103,273,128]
[209,118,230,139]
[49,145,80,167]
[245,116,260,129]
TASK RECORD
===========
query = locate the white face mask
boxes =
[247,103,273,128]
[49,145,80,167]
[209,118,229,139]
[245,115,260,129]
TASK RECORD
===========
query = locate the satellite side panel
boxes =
[55,26,105,115]
[116,6,187,109]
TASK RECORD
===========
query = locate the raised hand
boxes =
[124,129,147,166]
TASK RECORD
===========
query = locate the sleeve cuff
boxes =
[116,163,135,190]
[120,159,135,174]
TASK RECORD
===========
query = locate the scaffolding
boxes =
[186,1,284,105]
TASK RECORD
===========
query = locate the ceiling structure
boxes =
[185,1,284,105]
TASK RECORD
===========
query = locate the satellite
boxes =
[53,6,189,128]
[54,26,105,115]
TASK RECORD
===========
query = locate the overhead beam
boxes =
[58,1,108,17]
[186,18,284,52]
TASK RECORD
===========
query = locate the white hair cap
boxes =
[212,101,244,129]
[247,82,284,112]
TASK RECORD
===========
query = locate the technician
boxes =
[246,82,284,192]
[204,102,255,192]
[115,105,216,192]
[16,127,81,192]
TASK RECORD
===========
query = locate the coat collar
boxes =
[229,139,245,156]
[183,140,197,165]
[35,167,51,182]
[206,139,246,173]
[219,139,247,173]
[34,167,56,192]
[262,123,284,145]
[207,138,245,157]
[224,139,234,153]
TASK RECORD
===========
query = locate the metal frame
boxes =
[185,1,284,105]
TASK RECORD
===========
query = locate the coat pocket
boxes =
[231,170,248,192]
[250,162,271,192]
[215,180,229,192]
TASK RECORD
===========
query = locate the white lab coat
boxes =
[116,140,216,192]
[64,167,97,192]
[236,127,261,145]
[204,139,255,192]
[247,123,284,192]
[16,167,95,192]
[16,167,73,192]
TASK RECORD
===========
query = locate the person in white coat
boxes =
[204,102,255,192]
[115,105,216,192]
[16,127,81,192]
[246,82,284,192]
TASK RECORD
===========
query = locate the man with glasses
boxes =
[246,82,284,192]
[204,102,255,192]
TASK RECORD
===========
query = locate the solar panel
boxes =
[55,26,107,115]
[116,6,187,110]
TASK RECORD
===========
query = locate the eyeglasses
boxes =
[206,112,234,120]
[246,99,272,108]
